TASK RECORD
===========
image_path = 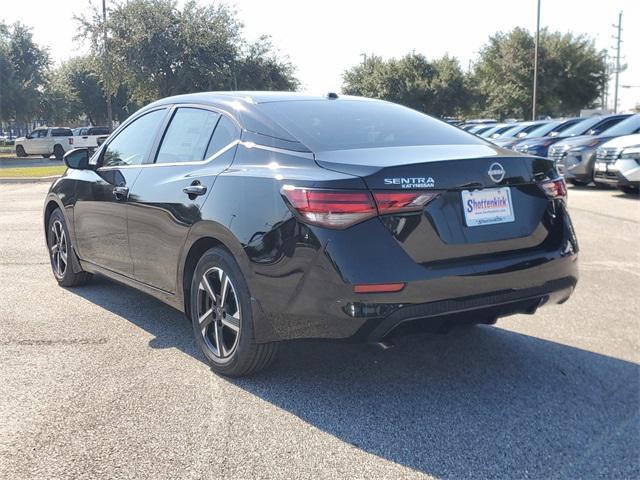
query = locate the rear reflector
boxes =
[282,186,440,229]
[540,178,567,201]
[353,283,405,293]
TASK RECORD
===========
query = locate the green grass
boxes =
[0,165,66,178]
[0,146,15,154]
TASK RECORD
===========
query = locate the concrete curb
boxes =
[0,176,60,184]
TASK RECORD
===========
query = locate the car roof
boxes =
[142,91,384,150]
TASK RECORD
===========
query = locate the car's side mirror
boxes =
[26,134,32,139]
[64,148,91,170]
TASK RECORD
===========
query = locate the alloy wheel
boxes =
[197,267,241,359]
[50,220,68,278]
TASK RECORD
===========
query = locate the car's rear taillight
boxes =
[373,191,439,214]
[282,186,440,229]
[281,186,377,228]
[68,137,73,145]
[540,178,567,201]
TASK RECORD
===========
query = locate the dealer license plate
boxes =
[461,187,515,227]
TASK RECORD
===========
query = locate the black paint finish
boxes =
[45,92,578,344]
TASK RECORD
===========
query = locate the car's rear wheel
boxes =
[53,144,65,160]
[190,247,278,377]
[16,145,27,157]
[42,154,51,158]
[47,208,92,287]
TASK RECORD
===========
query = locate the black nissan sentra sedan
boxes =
[44,92,578,376]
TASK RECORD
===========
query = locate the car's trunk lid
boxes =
[314,145,561,264]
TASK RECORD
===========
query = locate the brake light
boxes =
[282,186,440,229]
[68,138,73,145]
[373,191,439,213]
[541,178,567,201]
[281,186,377,228]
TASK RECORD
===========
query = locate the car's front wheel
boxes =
[190,247,278,377]
[47,208,92,287]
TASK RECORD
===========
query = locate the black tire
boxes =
[190,247,278,377]
[16,145,27,157]
[42,154,51,158]
[620,186,639,195]
[47,208,92,287]
[53,144,65,160]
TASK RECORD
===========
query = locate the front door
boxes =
[73,108,169,276]
[127,107,241,292]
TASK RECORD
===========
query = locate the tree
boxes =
[473,27,605,119]
[0,22,50,125]
[75,0,298,106]
[342,53,469,117]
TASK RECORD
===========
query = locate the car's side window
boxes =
[156,108,220,164]
[101,109,166,167]
[33,129,46,138]
[205,116,240,159]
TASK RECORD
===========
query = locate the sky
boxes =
[2,0,639,111]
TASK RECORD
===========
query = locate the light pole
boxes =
[532,0,541,120]
[102,0,113,129]
[612,11,623,113]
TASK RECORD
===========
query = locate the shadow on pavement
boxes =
[70,276,640,479]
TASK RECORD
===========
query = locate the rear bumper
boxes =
[250,210,579,343]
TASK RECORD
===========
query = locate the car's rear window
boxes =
[259,100,482,151]
[51,128,73,137]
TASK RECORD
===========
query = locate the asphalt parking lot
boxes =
[0,182,638,479]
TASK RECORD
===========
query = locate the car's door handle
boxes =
[183,183,207,197]
[113,185,129,200]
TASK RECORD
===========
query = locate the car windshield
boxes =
[259,100,483,151]
[525,121,563,138]
[560,117,602,137]
[497,123,535,138]
[600,115,640,136]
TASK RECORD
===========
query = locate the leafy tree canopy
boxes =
[75,0,298,106]
[342,53,470,117]
[473,27,606,119]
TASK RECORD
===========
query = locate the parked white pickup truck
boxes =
[15,127,74,160]
[72,126,111,149]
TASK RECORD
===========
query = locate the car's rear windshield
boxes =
[51,128,73,137]
[259,100,482,151]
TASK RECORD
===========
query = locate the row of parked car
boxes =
[459,114,640,194]
[14,126,111,160]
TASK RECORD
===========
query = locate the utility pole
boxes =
[601,51,608,110]
[360,53,367,66]
[612,11,623,114]
[102,0,113,129]
[532,0,541,120]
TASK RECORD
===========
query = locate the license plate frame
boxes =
[461,187,515,227]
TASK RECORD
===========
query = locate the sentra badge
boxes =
[383,177,435,189]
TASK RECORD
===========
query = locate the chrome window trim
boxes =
[97,139,241,171]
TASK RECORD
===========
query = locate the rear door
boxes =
[73,108,169,275]
[127,106,241,292]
